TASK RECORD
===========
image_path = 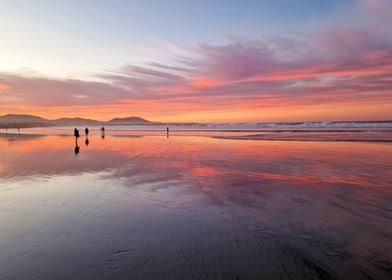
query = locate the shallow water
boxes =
[8,125,392,141]
[0,133,391,279]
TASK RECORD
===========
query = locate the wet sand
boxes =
[0,133,391,279]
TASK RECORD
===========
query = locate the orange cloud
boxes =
[0,83,9,90]
[191,77,221,88]
[1,18,392,123]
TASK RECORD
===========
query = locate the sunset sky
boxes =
[0,0,391,122]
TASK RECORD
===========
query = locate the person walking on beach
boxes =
[101,126,105,139]
[73,128,80,155]
[84,127,89,146]
[166,126,169,138]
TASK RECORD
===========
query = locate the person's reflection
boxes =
[85,137,89,146]
[74,141,80,156]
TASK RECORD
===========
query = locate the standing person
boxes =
[101,126,105,139]
[85,127,89,136]
[17,127,20,135]
[74,128,80,138]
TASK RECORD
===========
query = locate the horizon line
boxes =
[1,113,391,125]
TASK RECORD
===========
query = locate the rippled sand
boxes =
[0,133,391,279]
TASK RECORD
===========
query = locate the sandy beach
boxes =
[0,132,391,279]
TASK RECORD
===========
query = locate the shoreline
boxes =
[1,131,392,143]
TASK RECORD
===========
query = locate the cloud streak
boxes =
[0,0,391,121]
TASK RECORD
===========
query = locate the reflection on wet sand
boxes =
[0,134,391,279]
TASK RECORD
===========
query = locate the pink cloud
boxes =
[358,0,392,14]
[0,3,391,121]
[0,82,9,90]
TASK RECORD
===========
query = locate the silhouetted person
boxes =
[17,127,20,135]
[85,138,89,146]
[101,126,105,139]
[74,128,80,138]
[85,127,89,136]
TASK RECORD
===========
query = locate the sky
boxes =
[0,0,391,122]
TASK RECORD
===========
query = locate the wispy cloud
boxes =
[0,0,391,121]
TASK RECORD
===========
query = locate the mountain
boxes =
[0,114,156,128]
[52,117,102,126]
[0,114,49,123]
[107,117,155,125]
[0,114,51,127]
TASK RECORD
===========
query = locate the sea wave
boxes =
[203,121,392,129]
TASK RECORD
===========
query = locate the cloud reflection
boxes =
[0,134,391,279]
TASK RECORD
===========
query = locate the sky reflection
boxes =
[0,134,391,279]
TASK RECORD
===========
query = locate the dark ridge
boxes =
[107,116,154,125]
[52,117,102,126]
[0,114,157,128]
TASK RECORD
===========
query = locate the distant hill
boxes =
[52,117,102,126]
[107,117,154,125]
[0,114,48,123]
[0,114,157,128]
[0,114,51,128]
